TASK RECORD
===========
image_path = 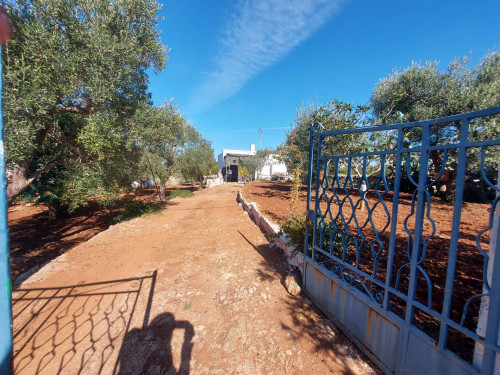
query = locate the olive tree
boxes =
[177,139,219,184]
[3,0,167,205]
[280,100,372,179]
[239,149,275,180]
[371,51,500,200]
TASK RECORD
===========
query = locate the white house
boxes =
[217,144,287,182]
[258,154,287,180]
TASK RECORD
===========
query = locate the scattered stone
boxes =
[284,275,301,295]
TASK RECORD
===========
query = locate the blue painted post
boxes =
[0,43,12,374]
[312,133,323,263]
[438,118,470,350]
[404,123,431,325]
[383,128,404,311]
[303,124,316,286]
[477,162,500,374]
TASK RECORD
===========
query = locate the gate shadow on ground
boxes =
[12,271,194,375]
[238,231,369,375]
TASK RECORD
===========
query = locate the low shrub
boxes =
[113,201,162,222]
[279,212,309,256]
[97,194,121,214]
[279,212,347,257]
[169,189,194,199]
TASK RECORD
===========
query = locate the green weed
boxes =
[279,212,348,257]
[169,189,194,199]
[113,201,162,222]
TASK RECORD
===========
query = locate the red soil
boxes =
[242,181,492,361]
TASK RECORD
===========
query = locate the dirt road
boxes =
[12,184,378,375]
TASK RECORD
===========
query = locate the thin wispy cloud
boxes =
[188,0,347,113]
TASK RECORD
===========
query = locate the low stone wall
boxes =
[237,191,304,272]
[206,177,224,188]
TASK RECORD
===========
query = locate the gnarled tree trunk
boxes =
[6,165,30,203]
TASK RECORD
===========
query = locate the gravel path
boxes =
[12,184,378,375]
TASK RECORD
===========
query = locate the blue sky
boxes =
[148,0,500,157]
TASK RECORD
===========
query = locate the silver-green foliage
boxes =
[239,149,276,178]
[372,52,500,123]
[177,139,219,183]
[3,0,170,208]
[280,100,371,176]
[371,51,500,177]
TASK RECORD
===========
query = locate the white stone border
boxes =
[237,191,304,273]
[206,177,224,188]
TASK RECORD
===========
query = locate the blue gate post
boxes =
[438,118,470,352]
[476,161,500,374]
[311,132,323,265]
[0,20,13,374]
[303,124,316,286]
[404,123,431,327]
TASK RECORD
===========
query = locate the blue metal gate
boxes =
[303,107,500,374]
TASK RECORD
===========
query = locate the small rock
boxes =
[284,275,301,296]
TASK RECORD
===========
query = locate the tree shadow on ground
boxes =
[8,191,184,281]
[238,230,380,375]
[9,204,116,281]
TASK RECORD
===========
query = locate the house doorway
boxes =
[229,165,238,182]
